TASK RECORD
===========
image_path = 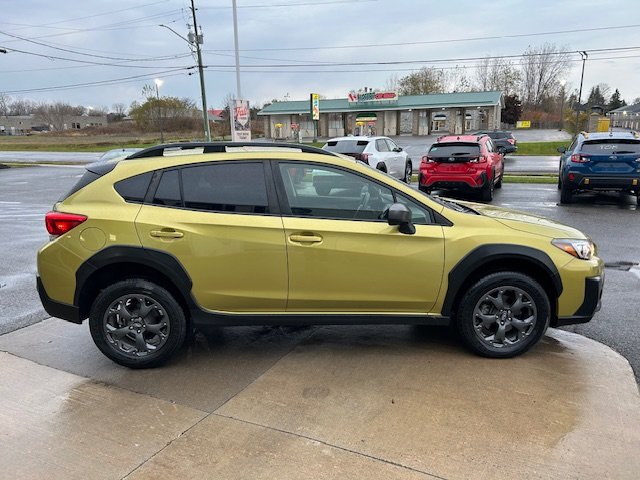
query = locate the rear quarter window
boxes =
[114,172,153,203]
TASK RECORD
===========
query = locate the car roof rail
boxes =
[125,142,336,159]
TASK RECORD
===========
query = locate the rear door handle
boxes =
[289,234,323,244]
[150,229,184,239]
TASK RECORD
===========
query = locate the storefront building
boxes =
[258,90,503,139]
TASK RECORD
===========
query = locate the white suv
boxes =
[322,136,413,183]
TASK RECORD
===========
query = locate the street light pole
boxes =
[189,0,211,142]
[231,0,242,100]
[155,78,165,143]
[575,51,588,135]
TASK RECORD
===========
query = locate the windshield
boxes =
[580,140,640,154]
[429,143,481,157]
[323,140,369,154]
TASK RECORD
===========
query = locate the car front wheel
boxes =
[89,279,187,368]
[560,184,573,204]
[455,272,550,358]
[403,161,412,183]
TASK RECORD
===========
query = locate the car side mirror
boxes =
[557,146,567,153]
[387,203,415,235]
[497,146,506,154]
[394,147,403,152]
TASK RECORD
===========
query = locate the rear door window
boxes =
[323,140,369,154]
[181,162,270,214]
[153,170,182,207]
[580,140,640,154]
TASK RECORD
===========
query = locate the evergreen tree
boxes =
[607,89,624,112]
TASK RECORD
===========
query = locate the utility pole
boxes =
[559,79,566,131]
[232,0,242,100]
[189,0,211,142]
[575,51,588,136]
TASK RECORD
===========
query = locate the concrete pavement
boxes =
[0,322,638,479]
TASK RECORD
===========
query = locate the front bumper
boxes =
[555,274,604,326]
[37,276,82,324]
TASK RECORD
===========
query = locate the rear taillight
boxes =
[358,153,371,163]
[421,155,435,166]
[571,154,590,163]
[45,211,87,236]
[469,156,486,163]
[507,138,516,145]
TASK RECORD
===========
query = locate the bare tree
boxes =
[0,93,10,117]
[520,43,571,107]
[8,98,35,115]
[112,103,127,116]
[474,57,521,95]
[445,66,474,93]
[384,74,400,92]
[34,101,83,131]
[398,67,446,95]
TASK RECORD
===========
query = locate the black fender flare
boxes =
[440,244,563,317]
[75,246,195,309]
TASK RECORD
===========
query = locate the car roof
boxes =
[326,136,386,142]
[436,135,484,143]
[579,131,640,141]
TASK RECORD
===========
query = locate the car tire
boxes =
[376,163,387,174]
[455,271,550,358]
[403,161,412,183]
[480,175,494,201]
[89,279,187,369]
[557,177,562,190]
[495,175,503,189]
[560,184,573,204]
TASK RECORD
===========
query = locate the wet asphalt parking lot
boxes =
[1,164,638,381]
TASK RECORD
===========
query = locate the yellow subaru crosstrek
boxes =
[37,143,604,368]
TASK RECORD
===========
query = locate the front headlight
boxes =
[552,238,595,260]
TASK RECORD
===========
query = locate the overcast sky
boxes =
[1,0,639,111]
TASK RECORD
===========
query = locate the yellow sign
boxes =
[310,93,320,121]
[516,120,531,129]
[597,118,610,132]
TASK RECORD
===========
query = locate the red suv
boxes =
[419,134,505,201]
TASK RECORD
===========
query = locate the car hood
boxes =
[451,200,588,239]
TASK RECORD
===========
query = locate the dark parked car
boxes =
[557,131,640,204]
[476,130,517,154]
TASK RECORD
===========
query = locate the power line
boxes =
[205,24,640,52]
[200,0,376,8]
[0,68,192,95]
[193,46,640,69]
[0,29,189,62]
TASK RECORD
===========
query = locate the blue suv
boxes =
[558,131,640,204]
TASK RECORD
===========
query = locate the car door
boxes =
[135,161,288,313]
[485,138,503,178]
[374,138,394,175]
[275,161,445,314]
[385,138,405,177]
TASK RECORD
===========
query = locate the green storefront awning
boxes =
[356,113,377,122]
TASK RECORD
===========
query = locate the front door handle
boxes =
[150,229,184,239]
[289,234,323,244]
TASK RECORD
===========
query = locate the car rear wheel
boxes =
[89,279,187,368]
[480,175,494,201]
[495,174,503,189]
[560,185,573,204]
[403,161,412,184]
[455,272,550,358]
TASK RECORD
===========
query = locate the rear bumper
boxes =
[37,276,82,324]
[555,275,604,326]
[419,170,487,191]
[564,172,640,191]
